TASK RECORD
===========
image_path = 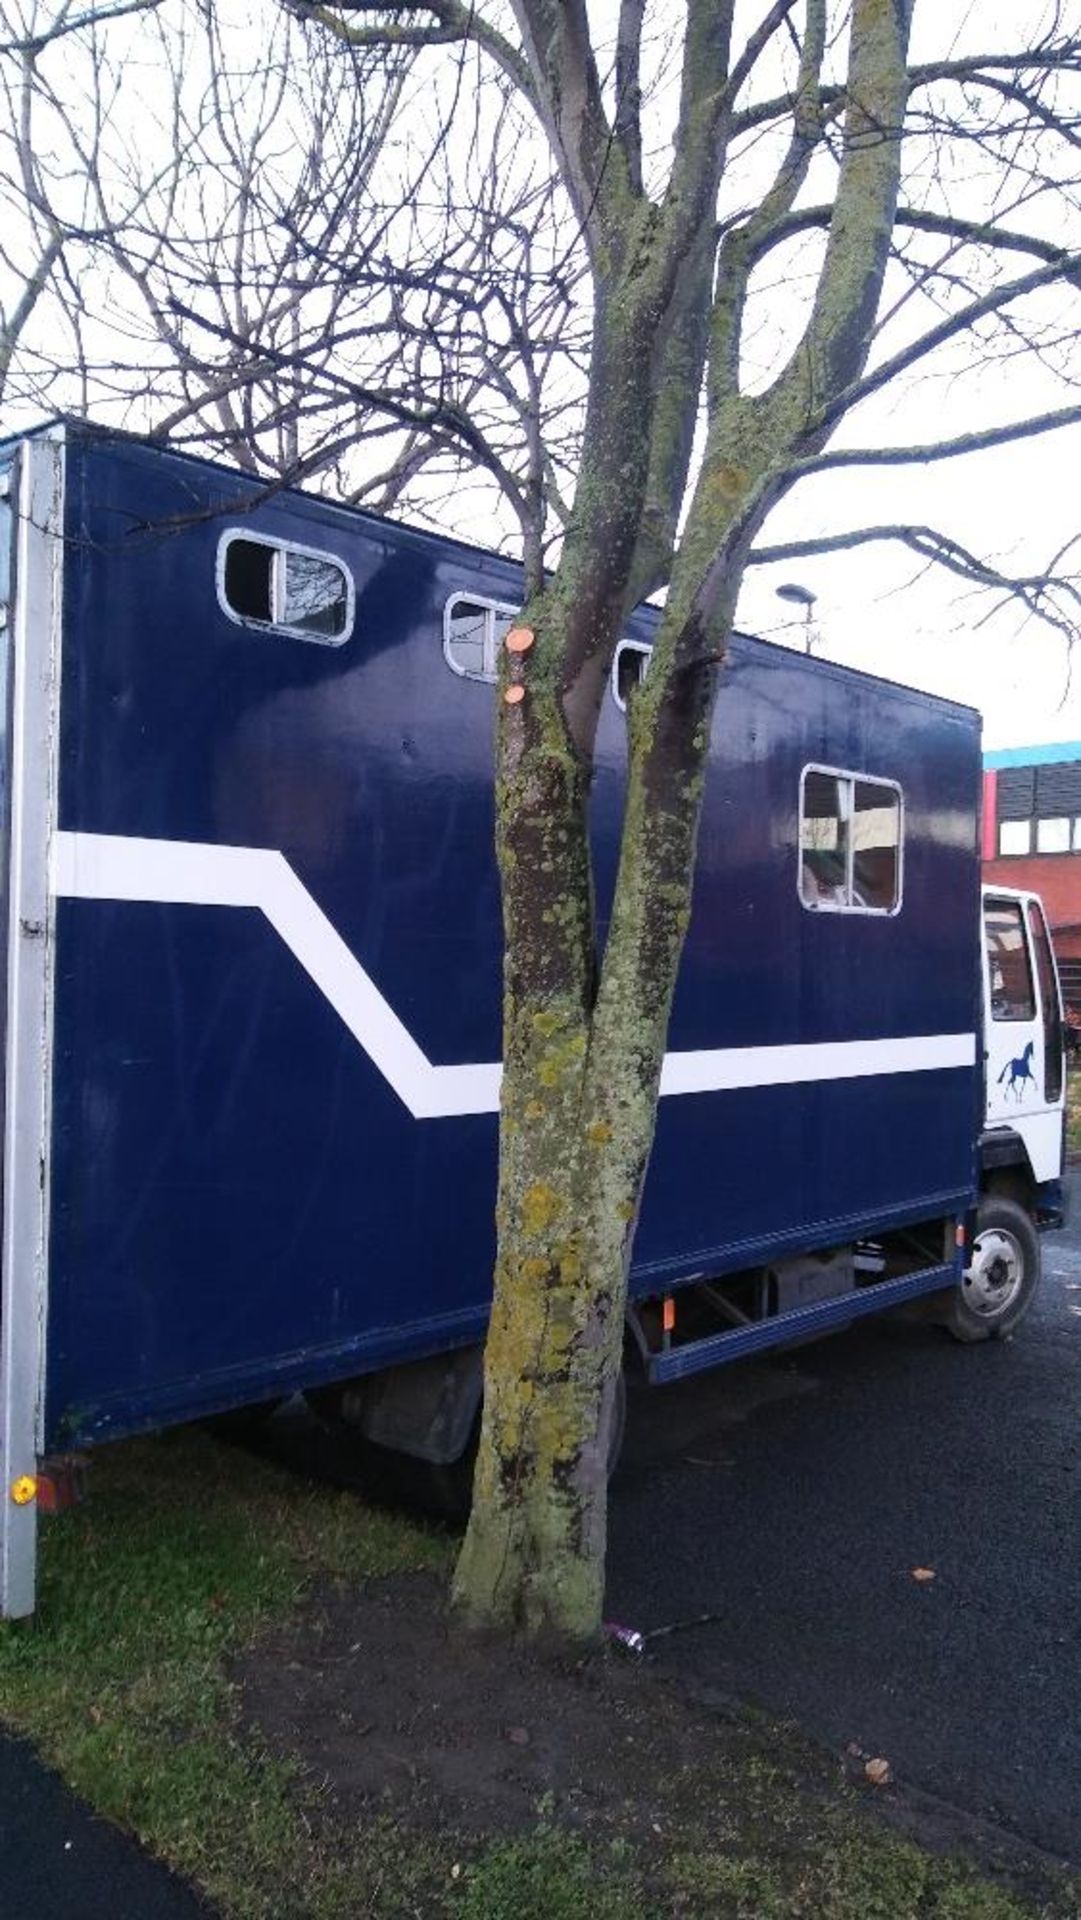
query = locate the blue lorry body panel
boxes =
[8,429,980,1446]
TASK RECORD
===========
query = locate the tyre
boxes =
[947,1194,1040,1343]
[307,1365,627,1526]
[206,1397,284,1441]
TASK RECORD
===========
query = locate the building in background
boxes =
[983,743,1081,1012]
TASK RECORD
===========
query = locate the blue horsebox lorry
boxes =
[0,424,1066,1616]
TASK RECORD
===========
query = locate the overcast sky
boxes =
[729,0,1081,750]
[3,0,1078,751]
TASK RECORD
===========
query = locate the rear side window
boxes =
[612,640,651,709]
[444,594,517,682]
[984,899,1036,1022]
[218,533,352,644]
[799,767,902,913]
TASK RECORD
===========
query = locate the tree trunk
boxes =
[452,592,722,1641]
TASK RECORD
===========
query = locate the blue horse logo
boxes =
[998,1040,1036,1100]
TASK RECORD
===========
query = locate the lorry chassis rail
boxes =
[647,1261,957,1384]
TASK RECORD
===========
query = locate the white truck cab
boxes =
[982,888,1065,1181]
[957,887,1067,1341]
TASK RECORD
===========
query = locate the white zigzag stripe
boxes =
[50,831,976,1119]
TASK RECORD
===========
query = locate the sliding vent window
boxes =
[612,641,651,710]
[220,534,352,644]
[799,767,901,913]
[444,595,516,683]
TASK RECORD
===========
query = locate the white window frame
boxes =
[0,467,11,631]
[1035,816,1070,854]
[998,820,1032,857]
[443,592,519,684]
[798,763,904,917]
[216,530,354,647]
[611,638,652,711]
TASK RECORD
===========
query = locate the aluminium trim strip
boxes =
[52,830,977,1120]
[1,437,65,1620]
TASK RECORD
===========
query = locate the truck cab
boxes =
[961,887,1067,1340]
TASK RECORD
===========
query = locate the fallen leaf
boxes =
[506,1725,530,1746]
[911,1567,936,1583]
[865,1757,892,1787]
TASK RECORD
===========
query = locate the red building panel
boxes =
[983,854,1081,956]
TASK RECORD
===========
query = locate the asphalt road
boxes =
[607,1166,1081,1865]
[4,1176,1076,1912]
[0,1729,214,1918]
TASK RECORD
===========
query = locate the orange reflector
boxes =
[955,1223,965,1248]
[34,1456,88,1513]
[662,1296,675,1334]
[10,1475,36,1507]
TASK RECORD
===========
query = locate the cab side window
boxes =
[984,899,1036,1022]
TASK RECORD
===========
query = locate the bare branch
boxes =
[287,0,535,100]
[749,523,1081,644]
[792,404,1081,478]
[742,203,1081,277]
[732,33,1081,137]
[0,0,162,58]
[810,250,1081,446]
[762,0,912,437]
[613,0,644,194]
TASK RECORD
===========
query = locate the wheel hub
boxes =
[963,1226,1024,1318]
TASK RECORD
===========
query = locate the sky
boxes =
[738,402,1081,753]
[2,0,1078,752]
[725,0,1081,750]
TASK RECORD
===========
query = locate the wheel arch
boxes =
[979,1128,1036,1209]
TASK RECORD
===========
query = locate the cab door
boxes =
[982,891,1064,1180]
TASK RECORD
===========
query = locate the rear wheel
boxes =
[308,1365,628,1525]
[947,1194,1040,1343]
[206,1397,283,1441]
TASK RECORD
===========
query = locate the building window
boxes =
[998,820,1031,857]
[994,758,1081,856]
[799,767,902,913]
[218,533,352,644]
[444,594,517,682]
[1036,816,1071,854]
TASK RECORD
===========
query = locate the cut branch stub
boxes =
[504,684,526,705]
[506,626,535,653]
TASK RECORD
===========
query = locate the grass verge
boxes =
[0,1430,1076,1918]
[0,1429,450,1917]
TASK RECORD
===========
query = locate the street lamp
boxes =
[776,581,817,654]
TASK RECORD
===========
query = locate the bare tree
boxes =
[280,0,1081,1640]
[1,0,595,563]
[0,0,149,406]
